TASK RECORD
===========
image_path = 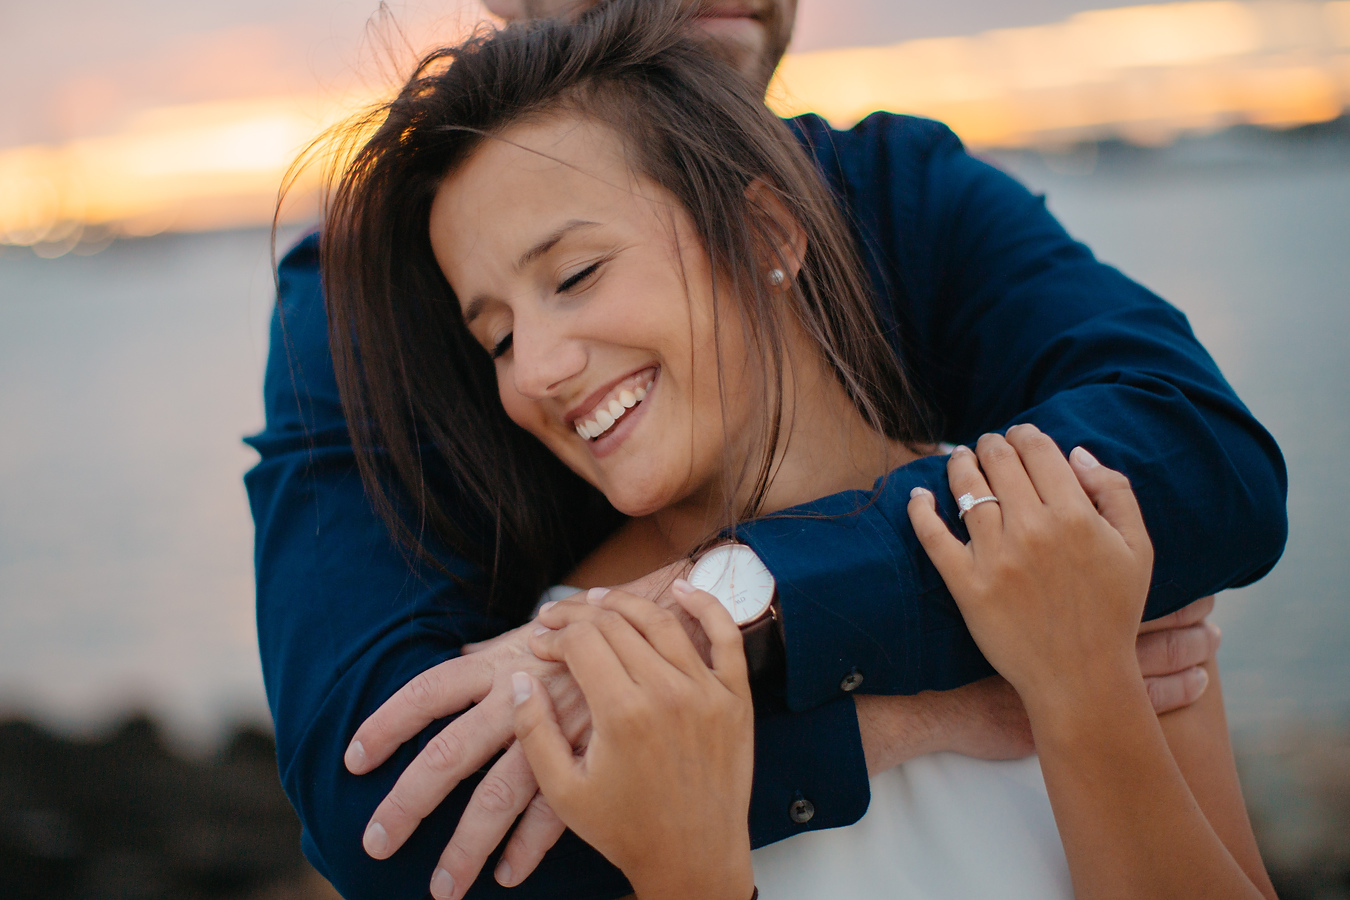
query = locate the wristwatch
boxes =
[687,542,785,686]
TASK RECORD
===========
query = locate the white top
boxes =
[536,586,1071,897]
[751,753,1072,899]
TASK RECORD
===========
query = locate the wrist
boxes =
[630,854,754,900]
[1022,664,1152,749]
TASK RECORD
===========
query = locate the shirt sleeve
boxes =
[744,114,1288,713]
[245,234,871,898]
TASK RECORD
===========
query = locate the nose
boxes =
[509,311,586,400]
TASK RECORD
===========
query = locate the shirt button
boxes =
[839,668,865,692]
[789,798,816,824]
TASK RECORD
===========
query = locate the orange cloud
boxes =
[4,1,1349,253]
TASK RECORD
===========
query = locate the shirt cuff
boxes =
[748,695,870,848]
[736,456,989,709]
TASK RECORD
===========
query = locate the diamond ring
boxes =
[957,492,1000,520]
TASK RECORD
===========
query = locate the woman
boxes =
[319,1,1274,897]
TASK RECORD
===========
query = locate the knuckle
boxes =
[1164,631,1188,670]
[383,789,415,821]
[474,774,519,815]
[982,439,1018,464]
[423,730,468,775]
[526,792,557,820]
[405,672,442,714]
[440,837,476,872]
[594,609,624,631]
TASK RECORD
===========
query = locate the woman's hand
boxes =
[906,425,1154,714]
[513,584,756,900]
[907,425,1274,900]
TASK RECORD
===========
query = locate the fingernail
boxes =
[363,821,389,857]
[1071,446,1101,468]
[951,444,973,457]
[672,577,694,596]
[344,739,367,773]
[512,671,532,706]
[586,586,610,604]
[431,867,456,900]
[495,860,514,886]
[538,600,557,615]
[1194,666,1210,692]
[910,486,932,499]
[532,625,550,637]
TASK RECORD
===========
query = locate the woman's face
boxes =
[429,114,756,517]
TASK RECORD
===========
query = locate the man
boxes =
[245,1,1285,898]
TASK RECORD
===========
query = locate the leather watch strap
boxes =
[740,599,785,686]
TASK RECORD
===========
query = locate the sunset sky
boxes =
[0,0,1174,149]
[2,1,1347,246]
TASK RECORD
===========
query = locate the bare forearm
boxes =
[854,693,949,776]
[856,676,1035,776]
[1028,667,1270,900]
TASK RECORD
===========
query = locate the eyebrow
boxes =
[462,219,600,325]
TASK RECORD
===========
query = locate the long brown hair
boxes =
[318,0,931,623]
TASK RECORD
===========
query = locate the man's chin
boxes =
[692,17,770,86]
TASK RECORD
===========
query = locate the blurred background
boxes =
[1,1,1347,898]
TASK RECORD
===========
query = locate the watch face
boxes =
[688,544,775,625]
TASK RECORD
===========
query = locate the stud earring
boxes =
[768,268,786,286]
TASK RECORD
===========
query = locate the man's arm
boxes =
[742,114,1287,712]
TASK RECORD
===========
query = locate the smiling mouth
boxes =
[574,368,657,442]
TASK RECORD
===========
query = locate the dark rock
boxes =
[0,715,328,900]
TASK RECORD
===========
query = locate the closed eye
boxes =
[557,260,603,294]
[490,333,513,359]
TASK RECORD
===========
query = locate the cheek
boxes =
[497,377,542,435]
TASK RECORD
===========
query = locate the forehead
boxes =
[429,114,661,284]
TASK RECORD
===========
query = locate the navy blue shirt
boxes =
[245,113,1287,900]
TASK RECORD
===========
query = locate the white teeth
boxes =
[577,373,657,442]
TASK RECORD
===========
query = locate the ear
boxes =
[745,178,808,290]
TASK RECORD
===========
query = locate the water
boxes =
[0,132,1347,746]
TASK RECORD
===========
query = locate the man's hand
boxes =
[345,561,698,898]
[344,619,589,899]
[856,595,1221,774]
[1137,594,1221,713]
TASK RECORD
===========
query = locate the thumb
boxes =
[511,672,579,803]
[1070,447,1152,560]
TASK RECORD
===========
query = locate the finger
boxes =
[536,596,683,688]
[591,587,709,680]
[946,444,1003,544]
[362,694,512,859]
[1138,595,1215,634]
[1004,424,1093,511]
[1145,665,1210,714]
[535,621,639,719]
[534,598,657,671]
[670,580,749,700]
[1136,621,1222,678]
[495,792,568,887]
[347,655,490,774]
[431,742,539,898]
[510,672,580,832]
[1069,446,1152,559]
[973,433,1041,519]
[906,487,972,585]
